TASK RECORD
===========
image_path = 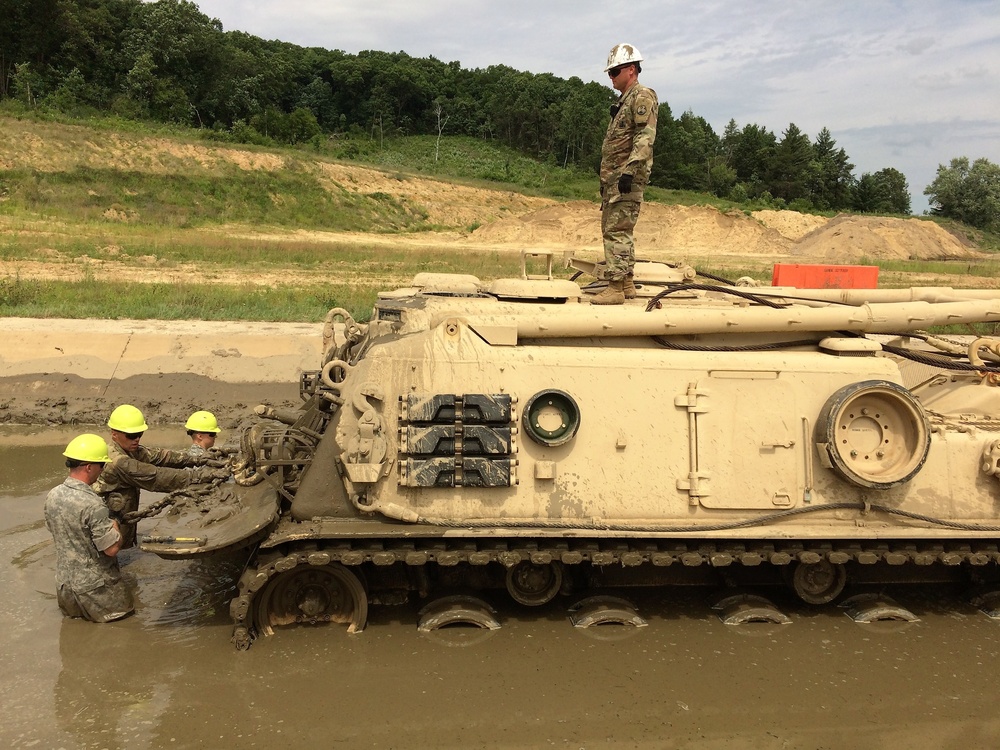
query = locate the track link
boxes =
[229,537,1000,648]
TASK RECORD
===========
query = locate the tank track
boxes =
[229,536,1000,648]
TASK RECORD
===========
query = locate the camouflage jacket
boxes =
[600,81,658,204]
[44,477,121,593]
[94,442,204,513]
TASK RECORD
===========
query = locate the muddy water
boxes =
[4,428,1000,749]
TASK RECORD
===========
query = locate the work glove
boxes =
[104,492,127,513]
[193,466,232,483]
[207,467,232,482]
[187,453,227,467]
[617,173,633,195]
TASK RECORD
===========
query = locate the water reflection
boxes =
[126,550,243,644]
[418,625,501,648]
[56,618,159,750]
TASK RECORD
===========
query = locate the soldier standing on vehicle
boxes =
[185,410,221,457]
[44,434,133,623]
[95,404,230,548]
[592,43,658,306]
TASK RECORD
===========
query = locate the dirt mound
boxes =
[752,210,830,241]
[791,215,984,262]
[637,205,792,256]
[473,202,792,257]
[315,163,550,228]
[471,200,602,248]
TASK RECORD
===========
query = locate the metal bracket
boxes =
[675,382,711,502]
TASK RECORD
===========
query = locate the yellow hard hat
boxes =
[63,434,111,463]
[185,410,221,433]
[107,404,149,432]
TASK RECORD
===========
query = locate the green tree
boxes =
[297,76,337,129]
[10,61,42,105]
[284,107,322,144]
[853,168,910,214]
[925,157,1000,230]
[809,127,854,209]
[723,122,776,197]
[120,0,224,123]
[769,123,814,203]
[0,0,902,196]
[50,0,139,107]
[876,167,911,214]
[653,109,720,190]
[556,80,611,168]
[123,50,156,114]
[0,0,64,99]
[44,67,89,113]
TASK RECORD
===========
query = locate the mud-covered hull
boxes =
[141,482,279,559]
[143,254,1000,646]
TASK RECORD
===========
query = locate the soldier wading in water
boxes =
[593,43,658,306]
[184,410,222,458]
[44,434,134,623]
[94,404,230,549]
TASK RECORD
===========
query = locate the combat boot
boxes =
[591,279,625,305]
[623,273,637,299]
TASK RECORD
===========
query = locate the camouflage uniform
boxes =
[187,444,207,458]
[599,81,658,280]
[44,477,133,622]
[94,443,208,549]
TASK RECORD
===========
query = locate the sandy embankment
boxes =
[0,318,323,426]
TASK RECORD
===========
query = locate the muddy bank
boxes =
[1,318,322,426]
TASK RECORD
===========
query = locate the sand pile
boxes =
[791,215,983,262]
[471,201,602,247]
[473,202,794,257]
[636,205,792,256]
[316,162,549,227]
[471,203,982,264]
[752,210,830,241]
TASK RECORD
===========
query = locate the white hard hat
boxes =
[604,43,643,72]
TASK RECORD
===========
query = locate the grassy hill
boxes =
[0,111,996,323]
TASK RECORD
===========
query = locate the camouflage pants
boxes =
[57,582,134,623]
[601,200,642,280]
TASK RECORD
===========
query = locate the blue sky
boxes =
[191,0,1000,214]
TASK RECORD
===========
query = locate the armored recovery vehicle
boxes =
[142,252,1000,648]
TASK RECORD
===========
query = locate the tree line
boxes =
[12,0,1000,221]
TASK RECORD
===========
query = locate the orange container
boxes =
[771,264,878,289]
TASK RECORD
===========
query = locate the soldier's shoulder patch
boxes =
[637,105,647,116]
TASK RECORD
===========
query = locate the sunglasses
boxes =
[608,65,629,78]
[122,431,144,440]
